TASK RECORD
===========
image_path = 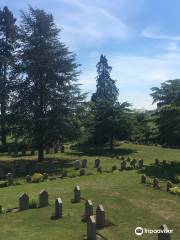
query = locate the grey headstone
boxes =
[43,172,48,180]
[87,216,96,240]
[55,198,62,218]
[96,205,105,229]
[26,175,31,183]
[155,158,159,165]
[19,193,29,211]
[166,181,173,192]
[153,178,160,189]
[39,189,48,207]
[6,173,13,185]
[74,160,81,170]
[85,200,93,220]
[138,159,144,168]
[94,158,100,168]
[120,161,126,170]
[141,174,146,184]
[82,159,87,168]
[80,169,85,176]
[158,224,171,240]
[74,185,81,203]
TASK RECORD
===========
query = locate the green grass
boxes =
[0,143,180,240]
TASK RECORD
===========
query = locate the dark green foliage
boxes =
[10,6,85,160]
[90,55,131,149]
[0,6,17,146]
[151,79,180,147]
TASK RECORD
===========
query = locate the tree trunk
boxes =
[38,145,44,161]
[110,134,113,152]
[1,65,7,146]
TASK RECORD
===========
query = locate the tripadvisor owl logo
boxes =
[135,227,144,236]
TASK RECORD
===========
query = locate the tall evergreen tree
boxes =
[91,55,131,150]
[12,6,84,160]
[0,6,17,146]
[92,54,118,103]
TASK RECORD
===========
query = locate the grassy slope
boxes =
[0,143,180,240]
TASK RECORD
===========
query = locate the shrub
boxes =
[0,181,7,188]
[172,175,180,184]
[31,173,44,183]
[169,187,180,195]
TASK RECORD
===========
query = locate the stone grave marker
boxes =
[87,216,96,240]
[94,158,100,168]
[85,200,93,220]
[55,198,62,218]
[19,193,29,211]
[39,189,48,207]
[158,224,171,240]
[74,185,81,203]
[96,205,105,229]
[82,159,87,168]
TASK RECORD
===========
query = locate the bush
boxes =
[0,181,7,188]
[31,173,44,183]
[169,187,180,195]
[172,175,180,184]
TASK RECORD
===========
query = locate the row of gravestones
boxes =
[120,159,144,170]
[8,146,65,157]
[155,159,176,167]
[12,186,106,240]
[74,158,144,171]
[141,175,174,192]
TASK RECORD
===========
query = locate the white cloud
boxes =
[54,0,130,48]
[142,28,180,41]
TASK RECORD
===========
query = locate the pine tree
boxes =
[92,54,118,103]
[0,6,17,146]
[12,6,84,160]
[91,54,130,150]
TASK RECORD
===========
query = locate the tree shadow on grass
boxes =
[66,145,137,157]
[138,162,180,181]
[0,157,74,178]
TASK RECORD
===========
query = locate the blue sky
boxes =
[1,0,180,109]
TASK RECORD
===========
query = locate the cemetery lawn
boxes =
[0,143,180,240]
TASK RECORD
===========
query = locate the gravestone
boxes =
[158,224,171,240]
[97,166,102,173]
[94,158,100,168]
[141,174,146,184]
[138,159,144,168]
[6,173,13,185]
[85,200,93,220]
[153,178,160,189]
[74,160,81,170]
[120,161,126,171]
[55,198,62,218]
[87,216,96,240]
[96,205,105,229]
[82,159,87,168]
[43,172,48,180]
[26,175,31,183]
[130,159,137,168]
[162,160,167,166]
[166,181,173,192]
[19,193,29,211]
[80,169,85,176]
[74,185,81,203]
[39,190,48,207]
[155,158,159,165]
